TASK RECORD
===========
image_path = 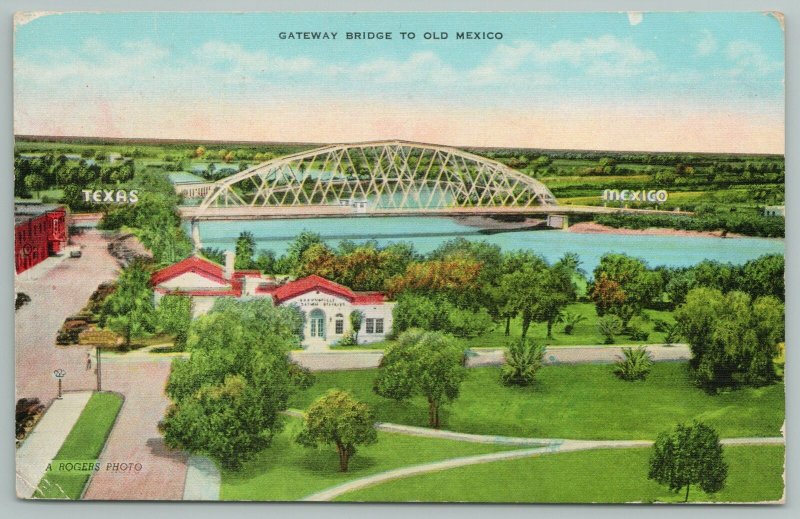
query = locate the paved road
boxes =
[83,358,188,500]
[290,344,691,371]
[468,344,691,367]
[15,231,119,401]
[15,230,189,501]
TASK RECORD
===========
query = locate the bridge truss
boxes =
[194,140,557,215]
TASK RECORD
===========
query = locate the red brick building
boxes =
[14,204,68,274]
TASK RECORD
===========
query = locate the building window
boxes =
[366,318,375,334]
[375,318,384,334]
[335,314,344,334]
[310,309,325,338]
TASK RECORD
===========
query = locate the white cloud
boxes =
[726,40,782,75]
[627,12,644,26]
[16,38,169,83]
[197,41,314,75]
[475,35,657,78]
[349,51,458,86]
[696,30,718,56]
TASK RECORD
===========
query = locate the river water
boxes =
[191,216,784,273]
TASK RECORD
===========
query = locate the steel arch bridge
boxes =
[189,140,557,218]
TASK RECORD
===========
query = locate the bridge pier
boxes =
[191,220,202,252]
[546,214,569,229]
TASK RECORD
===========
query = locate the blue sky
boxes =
[14,12,785,152]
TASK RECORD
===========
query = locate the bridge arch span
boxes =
[194,140,557,217]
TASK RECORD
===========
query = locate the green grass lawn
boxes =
[336,445,784,503]
[34,392,123,499]
[333,302,677,351]
[290,363,784,440]
[221,416,520,501]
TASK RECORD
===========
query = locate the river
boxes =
[190,216,784,273]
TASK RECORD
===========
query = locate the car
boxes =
[16,398,45,440]
[69,250,82,258]
[15,292,31,310]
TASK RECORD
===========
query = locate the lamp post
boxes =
[53,368,66,399]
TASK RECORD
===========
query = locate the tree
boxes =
[297,242,338,279]
[161,299,305,469]
[373,330,466,428]
[391,294,492,338]
[234,231,256,269]
[296,390,378,472]
[158,295,193,351]
[386,259,483,302]
[160,374,279,470]
[280,231,324,273]
[532,265,577,339]
[349,310,364,343]
[501,339,545,386]
[100,260,157,348]
[503,262,576,340]
[254,250,276,274]
[590,254,661,326]
[740,254,784,300]
[493,252,547,336]
[675,287,784,390]
[648,422,728,502]
[24,173,45,199]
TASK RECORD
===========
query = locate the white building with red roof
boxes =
[151,252,394,348]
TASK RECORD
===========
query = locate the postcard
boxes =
[14,11,785,503]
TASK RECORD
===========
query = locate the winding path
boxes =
[301,435,784,502]
[283,409,784,502]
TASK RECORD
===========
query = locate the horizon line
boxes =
[13,134,786,157]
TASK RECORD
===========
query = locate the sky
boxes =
[14,12,785,153]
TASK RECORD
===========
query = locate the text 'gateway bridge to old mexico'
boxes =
[177,139,685,222]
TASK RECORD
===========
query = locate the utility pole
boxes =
[96,346,102,392]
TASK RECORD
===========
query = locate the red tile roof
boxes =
[150,255,228,286]
[270,275,386,305]
[152,261,387,304]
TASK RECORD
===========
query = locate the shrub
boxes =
[597,315,623,344]
[336,329,358,347]
[614,346,654,381]
[561,311,586,335]
[447,307,493,338]
[626,324,650,341]
[663,323,682,345]
[392,294,493,338]
[501,339,545,386]
[652,318,670,333]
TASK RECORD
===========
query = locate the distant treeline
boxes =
[594,212,784,238]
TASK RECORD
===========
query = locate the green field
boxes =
[336,445,785,503]
[290,363,784,440]
[34,392,123,499]
[221,416,520,501]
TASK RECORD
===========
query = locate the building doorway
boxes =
[309,309,326,339]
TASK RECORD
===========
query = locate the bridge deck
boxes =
[179,205,691,221]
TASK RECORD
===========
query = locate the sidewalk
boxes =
[15,245,82,283]
[183,456,221,501]
[16,391,93,499]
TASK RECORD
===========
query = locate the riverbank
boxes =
[452,215,546,233]
[567,221,742,239]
